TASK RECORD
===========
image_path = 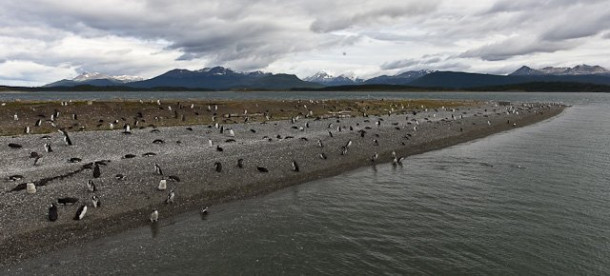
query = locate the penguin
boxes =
[35,119,42,127]
[26,183,36,194]
[158,179,167,191]
[153,139,165,144]
[257,166,269,173]
[8,174,24,181]
[167,175,181,182]
[370,153,379,163]
[228,129,235,137]
[24,126,30,134]
[165,190,175,204]
[201,206,209,216]
[345,140,352,148]
[237,158,244,168]
[292,160,300,172]
[328,131,333,137]
[73,205,87,220]
[150,210,159,222]
[123,124,131,134]
[48,203,58,221]
[57,197,79,205]
[214,162,222,172]
[91,195,101,208]
[318,152,328,160]
[317,139,324,148]
[8,143,22,149]
[208,139,213,147]
[68,157,82,163]
[216,145,224,152]
[86,180,97,192]
[93,163,101,178]
[154,163,163,175]
[58,129,73,146]
[44,143,52,153]
[115,174,126,180]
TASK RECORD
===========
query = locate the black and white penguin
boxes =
[201,206,209,215]
[91,195,101,208]
[165,190,175,204]
[216,145,224,152]
[370,153,379,163]
[317,139,324,148]
[237,158,244,168]
[58,129,72,146]
[292,160,300,172]
[48,203,58,222]
[318,152,328,160]
[257,166,269,173]
[44,143,53,153]
[86,180,97,192]
[123,124,131,134]
[115,173,126,180]
[35,119,42,127]
[154,163,163,175]
[93,163,101,178]
[73,204,87,220]
[214,162,222,172]
[150,210,159,222]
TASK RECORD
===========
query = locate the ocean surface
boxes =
[3,92,610,275]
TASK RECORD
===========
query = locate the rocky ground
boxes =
[0,99,565,265]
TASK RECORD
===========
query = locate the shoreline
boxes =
[0,99,565,266]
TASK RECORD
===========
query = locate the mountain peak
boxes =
[511,65,609,76]
[72,72,143,83]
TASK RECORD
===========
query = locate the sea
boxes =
[2,91,610,275]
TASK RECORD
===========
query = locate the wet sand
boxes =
[0,99,565,266]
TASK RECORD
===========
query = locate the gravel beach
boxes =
[0,99,565,265]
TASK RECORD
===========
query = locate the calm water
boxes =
[4,92,610,275]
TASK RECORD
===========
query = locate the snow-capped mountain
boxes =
[510,65,609,76]
[304,72,364,86]
[73,72,144,83]
[364,70,432,85]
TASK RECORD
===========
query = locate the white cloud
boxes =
[0,0,608,85]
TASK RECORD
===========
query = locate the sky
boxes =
[0,0,609,86]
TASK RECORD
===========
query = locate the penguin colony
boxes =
[0,99,558,227]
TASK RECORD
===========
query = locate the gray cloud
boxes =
[459,36,578,61]
[381,56,443,70]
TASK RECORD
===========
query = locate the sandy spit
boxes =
[0,100,565,266]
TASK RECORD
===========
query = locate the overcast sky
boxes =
[1,0,609,86]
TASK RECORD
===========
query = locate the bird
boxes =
[165,190,175,204]
[86,180,97,192]
[158,179,167,191]
[24,126,30,134]
[214,162,222,172]
[370,153,379,162]
[150,210,159,222]
[48,203,58,222]
[317,139,324,148]
[216,145,224,152]
[318,153,328,160]
[73,205,87,220]
[257,166,269,173]
[123,124,131,134]
[93,163,101,178]
[91,195,101,208]
[57,197,79,205]
[228,129,235,137]
[154,163,163,175]
[208,139,213,147]
[201,206,209,216]
[292,160,300,172]
[44,143,53,152]
[58,129,73,146]
[237,158,244,168]
[345,140,352,148]
[115,174,126,180]
[8,143,22,149]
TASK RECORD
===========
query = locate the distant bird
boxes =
[228,129,235,137]
[44,143,52,152]
[48,203,58,221]
[35,119,42,127]
[317,139,324,148]
[328,131,333,137]
[86,180,97,192]
[154,163,163,175]
[345,140,352,148]
[208,139,213,147]
[341,146,348,155]
[150,210,159,222]
[91,195,101,208]
[216,145,224,152]
[24,126,30,134]
[153,139,165,144]
[292,160,300,172]
[7,174,23,181]
[214,162,222,172]
[8,143,22,149]
[93,163,101,178]
[123,124,131,134]
[257,166,269,173]
[58,129,73,146]
[115,174,126,180]
[158,179,167,191]
[68,157,82,163]
[73,205,87,220]
[318,152,328,160]
[165,190,175,204]
[26,183,36,194]
[167,175,181,182]
[13,114,18,121]
[57,197,79,205]
[201,206,209,216]
[237,158,244,168]
[370,153,379,163]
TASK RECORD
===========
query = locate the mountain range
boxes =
[42,64,610,91]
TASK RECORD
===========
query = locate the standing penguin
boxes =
[150,210,159,222]
[93,163,101,178]
[214,162,222,172]
[73,205,87,220]
[91,195,101,208]
[292,160,300,172]
[48,203,58,221]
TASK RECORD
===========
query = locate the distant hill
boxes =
[44,72,144,87]
[129,67,321,90]
[364,70,431,85]
[510,64,609,76]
